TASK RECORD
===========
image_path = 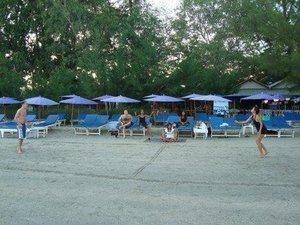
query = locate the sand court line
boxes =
[131,145,166,177]
[1,166,299,189]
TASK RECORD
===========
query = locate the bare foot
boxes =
[17,148,22,154]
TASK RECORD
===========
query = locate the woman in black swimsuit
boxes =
[179,111,188,126]
[235,106,268,158]
[137,109,152,137]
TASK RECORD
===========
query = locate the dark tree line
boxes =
[0,0,299,100]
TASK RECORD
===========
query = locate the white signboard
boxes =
[213,101,229,116]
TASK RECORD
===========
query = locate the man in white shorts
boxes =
[14,102,28,153]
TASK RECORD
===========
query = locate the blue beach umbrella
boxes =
[60,96,97,120]
[60,96,97,105]
[143,94,159,99]
[101,95,140,103]
[241,92,273,101]
[93,95,116,113]
[191,94,231,102]
[93,95,115,101]
[25,96,59,118]
[0,97,21,114]
[181,93,204,99]
[25,96,59,106]
[144,95,183,102]
[0,97,21,104]
[61,94,79,99]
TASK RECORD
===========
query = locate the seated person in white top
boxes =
[161,123,178,142]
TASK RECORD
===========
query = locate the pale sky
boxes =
[147,0,181,17]
[109,0,181,17]
[147,0,180,10]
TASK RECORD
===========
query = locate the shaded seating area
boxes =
[264,117,295,138]
[193,121,208,139]
[195,112,209,123]
[210,116,241,138]
[0,121,19,138]
[74,114,98,135]
[177,116,194,137]
[154,113,169,124]
[283,112,300,127]
[166,115,180,125]
[74,114,109,135]
[0,121,41,138]
[154,112,178,124]
[119,116,146,137]
[32,114,60,137]
[0,114,46,138]
[0,114,6,122]
[222,118,242,137]
[26,114,37,123]
[110,113,121,121]
[57,113,67,126]
[209,116,228,137]
[70,113,87,126]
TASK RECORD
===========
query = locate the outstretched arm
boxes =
[235,115,252,125]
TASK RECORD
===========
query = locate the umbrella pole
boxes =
[71,104,74,121]
[38,106,41,119]
[105,103,108,115]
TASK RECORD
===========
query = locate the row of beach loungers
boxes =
[0,112,299,139]
[0,113,66,138]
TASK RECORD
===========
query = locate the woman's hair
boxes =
[167,123,173,129]
[253,105,260,114]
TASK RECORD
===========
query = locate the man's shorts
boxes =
[17,124,26,139]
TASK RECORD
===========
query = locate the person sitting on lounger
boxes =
[136,109,152,137]
[178,111,188,126]
[118,110,133,129]
[162,123,178,142]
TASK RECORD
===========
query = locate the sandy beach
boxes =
[1,126,300,225]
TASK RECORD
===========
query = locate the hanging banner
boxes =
[213,101,229,116]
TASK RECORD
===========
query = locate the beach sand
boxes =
[1,126,300,225]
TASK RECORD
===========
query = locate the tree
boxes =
[172,0,300,90]
[80,1,170,97]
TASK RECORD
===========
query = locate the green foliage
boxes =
[0,55,24,97]
[173,0,300,88]
[165,52,238,96]
[0,0,299,101]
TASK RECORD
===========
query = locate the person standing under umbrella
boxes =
[14,101,28,153]
[235,106,269,158]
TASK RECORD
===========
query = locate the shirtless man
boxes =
[14,102,28,153]
[118,110,132,138]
